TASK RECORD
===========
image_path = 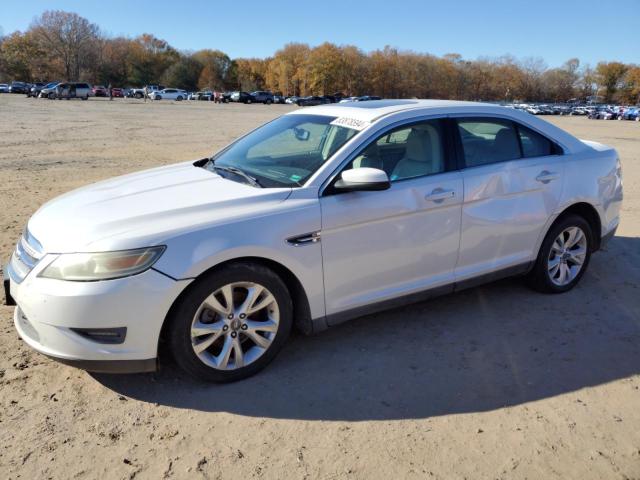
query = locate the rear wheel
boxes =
[527,214,593,293]
[167,262,293,382]
[176,96,183,101]
[135,92,143,99]
[155,95,162,100]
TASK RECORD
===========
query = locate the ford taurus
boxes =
[4,100,623,382]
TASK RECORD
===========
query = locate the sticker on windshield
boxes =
[290,174,302,182]
[330,117,369,131]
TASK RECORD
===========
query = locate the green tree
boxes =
[161,56,202,91]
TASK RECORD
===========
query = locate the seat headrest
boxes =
[405,129,432,162]
[493,128,520,159]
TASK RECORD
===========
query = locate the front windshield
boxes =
[207,114,359,187]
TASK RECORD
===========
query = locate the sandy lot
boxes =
[0,95,638,480]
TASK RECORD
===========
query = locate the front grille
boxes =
[7,228,44,284]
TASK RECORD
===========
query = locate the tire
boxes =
[526,214,593,293]
[155,95,162,100]
[48,92,55,100]
[176,96,183,101]
[81,96,88,101]
[167,262,293,382]
[135,92,143,99]
[266,99,272,105]
[246,98,252,104]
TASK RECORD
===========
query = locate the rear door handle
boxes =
[425,188,455,202]
[535,170,559,183]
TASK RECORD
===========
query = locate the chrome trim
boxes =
[23,228,43,257]
[286,231,321,247]
[9,228,45,283]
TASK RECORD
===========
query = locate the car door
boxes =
[320,118,463,320]
[453,116,565,281]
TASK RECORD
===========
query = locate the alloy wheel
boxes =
[547,226,588,286]
[190,282,279,370]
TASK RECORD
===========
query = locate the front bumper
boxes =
[8,265,192,373]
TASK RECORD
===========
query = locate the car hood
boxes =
[27,161,292,253]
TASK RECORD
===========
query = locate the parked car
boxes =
[110,87,124,98]
[354,95,382,102]
[620,107,639,121]
[0,83,10,93]
[92,85,108,97]
[285,96,300,104]
[250,91,275,104]
[339,96,359,103]
[8,81,29,94]
[588,108,616,120]
[49,82,92,100]
[148,88,188,101]
[296,95,330,106]
[4,99,622,382]
[26,82,46,98]
[39,82,60,98]
[230,91,254,103]
[129,85,165,99]
[190,91,213,101]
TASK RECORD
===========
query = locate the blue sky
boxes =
[1,0,638,67]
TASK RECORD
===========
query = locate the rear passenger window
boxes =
[457,119,521,167]
[517,125,555,157]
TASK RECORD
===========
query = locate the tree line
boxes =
[1,10,639,104]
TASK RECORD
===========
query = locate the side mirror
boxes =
[333,168,391,192]
[293,127,310,141]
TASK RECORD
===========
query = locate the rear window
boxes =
[517,125,555,158]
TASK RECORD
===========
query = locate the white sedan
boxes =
[5,100,623,382]
[148,88,188,101]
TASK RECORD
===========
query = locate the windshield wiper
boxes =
[212,165,263,188]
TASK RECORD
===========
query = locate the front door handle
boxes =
[425,188,455,202]
[535,170,559,184]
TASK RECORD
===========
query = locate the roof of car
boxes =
[289,99,492,122]
[289,98,589,154]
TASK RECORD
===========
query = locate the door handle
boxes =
[535,170,559,184]
[425,188,455,202]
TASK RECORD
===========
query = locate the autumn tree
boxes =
[192,49,232,90]
[234,58,268,91]
[30,10,100,80]
[265,43,310,95]
[128,34,179,86]
[0,31,48,81]
[596,61,628,102]
[619,66,640,104]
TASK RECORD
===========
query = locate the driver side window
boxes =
[347,119,446,182]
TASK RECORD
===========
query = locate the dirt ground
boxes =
[0,95,638,480]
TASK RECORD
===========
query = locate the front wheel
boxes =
[167,262,293,382]
[527,215,592,293]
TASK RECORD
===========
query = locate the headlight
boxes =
[39,246,166,281]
